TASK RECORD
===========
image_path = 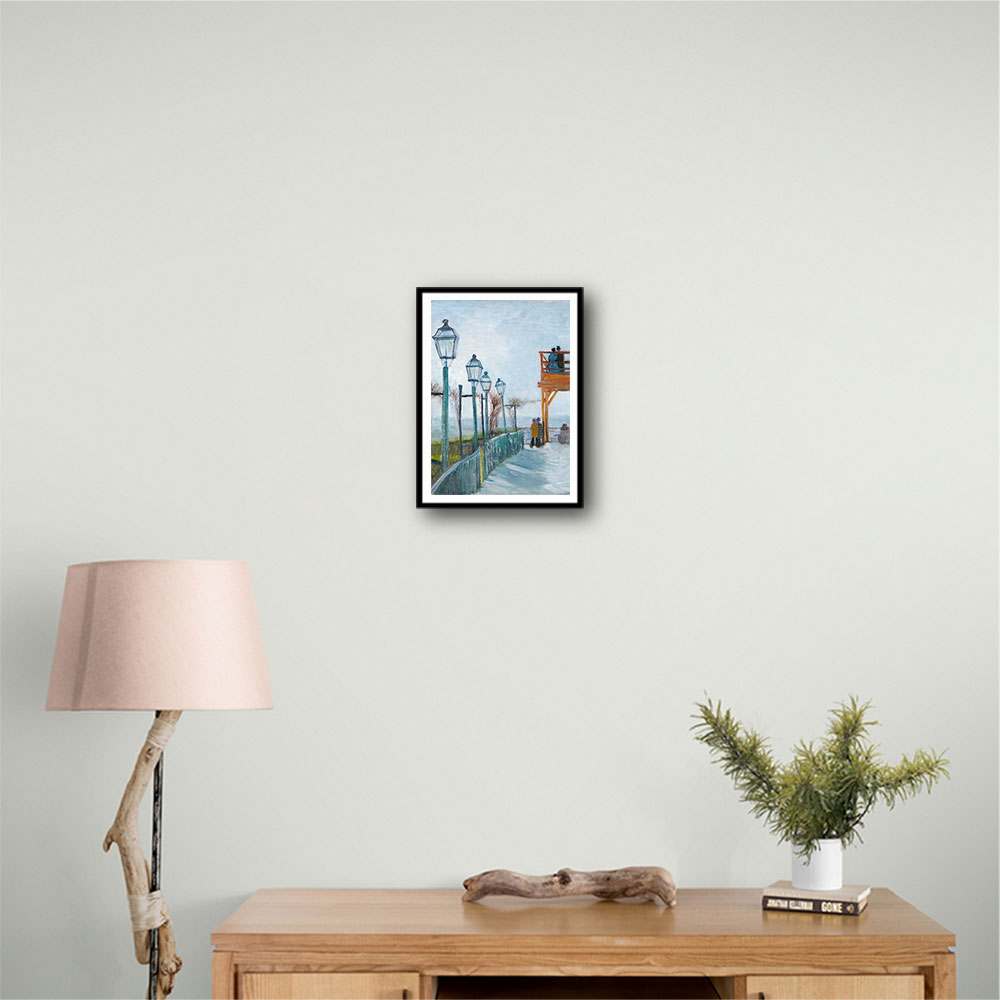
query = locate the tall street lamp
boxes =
[495,378,507,432]
[480,370,492,442]
[432,320,458,470]
[466,354,482,451]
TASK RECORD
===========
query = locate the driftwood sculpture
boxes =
[103,711,183,999]
[463,866,677,907]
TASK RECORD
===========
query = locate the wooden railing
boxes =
[538,350,570,379]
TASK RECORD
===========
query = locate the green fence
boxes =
[432,450,481,495]
[484,430,524,477]
[432,430,524,495]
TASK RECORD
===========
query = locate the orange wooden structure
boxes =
[537,350,570,443]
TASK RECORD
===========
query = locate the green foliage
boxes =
[431,432,509,481]
[691,696,949,858]
[430,436,481,482]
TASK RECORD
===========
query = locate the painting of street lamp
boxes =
[479,371,492,441]
[466,353,482,452]
[432,320,458,471]
[495,378,507,432]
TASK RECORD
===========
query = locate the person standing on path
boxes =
[529,418,540,447]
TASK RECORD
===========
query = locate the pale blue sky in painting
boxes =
[429,299,571,420]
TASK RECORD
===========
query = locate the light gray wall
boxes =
[2,3,996,998]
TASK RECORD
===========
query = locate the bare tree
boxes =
[505,395,532,431]
[489,391,503,432]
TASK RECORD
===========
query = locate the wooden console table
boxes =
[211,889,955,1000]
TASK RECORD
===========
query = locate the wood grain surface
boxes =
[212,888,953,950]
[744,975,923,999]
[241,972,420,999]
[211,890,955,999]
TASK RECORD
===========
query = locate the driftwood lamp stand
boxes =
[46,560,273,999]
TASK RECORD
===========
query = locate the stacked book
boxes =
[762,881,872,916]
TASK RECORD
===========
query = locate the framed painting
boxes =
[417,287,584,508]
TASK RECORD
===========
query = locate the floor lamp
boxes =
[46,560,273,999]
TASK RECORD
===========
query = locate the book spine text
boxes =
[762,896,866,916]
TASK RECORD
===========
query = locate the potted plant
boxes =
[691,696,949,890]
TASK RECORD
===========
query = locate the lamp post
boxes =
[466,354,482,451]
[495,378,506,432]
[480,371,492,442]
[432,320,458,471]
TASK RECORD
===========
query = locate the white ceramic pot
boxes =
[791,839,843,891]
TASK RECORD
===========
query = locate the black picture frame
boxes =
[417,287,584,508]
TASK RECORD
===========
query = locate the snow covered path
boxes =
[479,440,571,495]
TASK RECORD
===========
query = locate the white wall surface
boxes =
[2,3,996,998]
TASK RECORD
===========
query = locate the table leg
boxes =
[211,951,235,1000]
[926,953,956,999]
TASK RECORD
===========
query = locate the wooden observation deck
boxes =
[537,350,570,443]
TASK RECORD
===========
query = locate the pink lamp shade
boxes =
[46,560,273,711]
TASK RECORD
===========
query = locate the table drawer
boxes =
[240,972,422,999]
[745,976,924,1000]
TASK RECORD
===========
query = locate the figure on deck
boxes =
[547,348,560,373]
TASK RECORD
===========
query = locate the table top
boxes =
[211,888,954,951]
